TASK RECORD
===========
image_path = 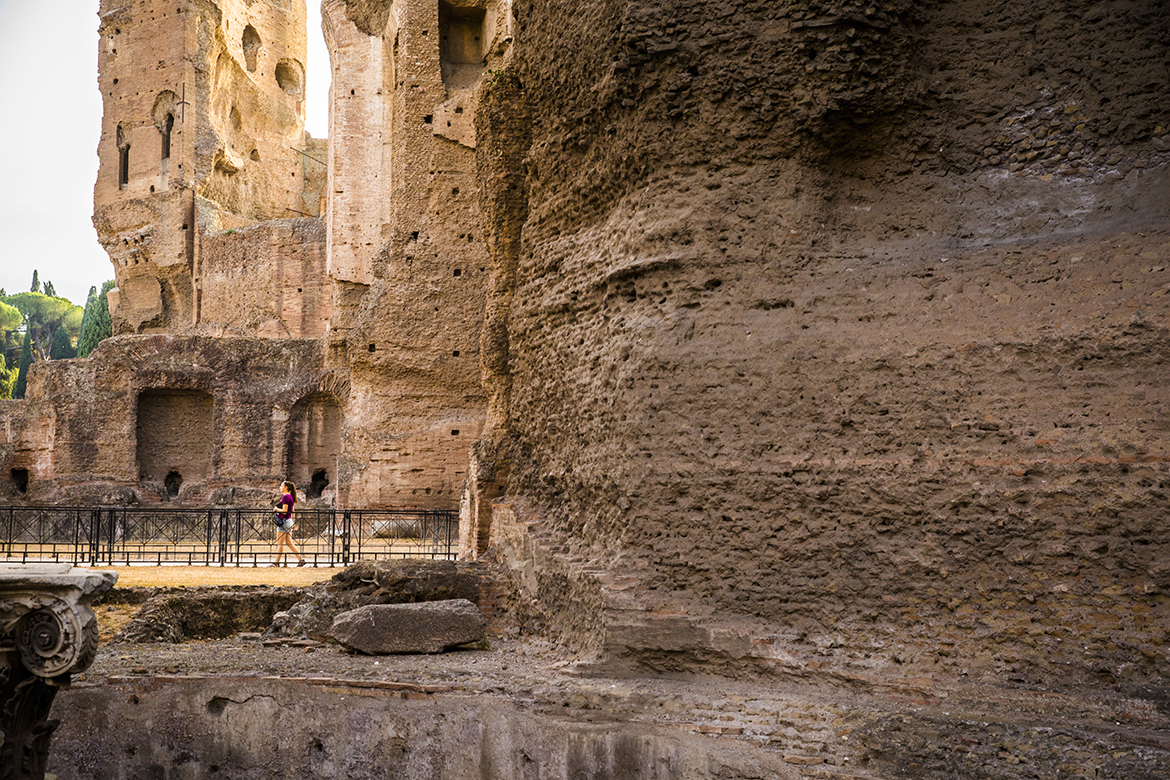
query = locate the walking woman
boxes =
[272,480,306,567]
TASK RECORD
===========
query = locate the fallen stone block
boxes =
[330,599,484,654]
[264,559,484,640]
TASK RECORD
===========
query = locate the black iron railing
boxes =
[0,506,458,567]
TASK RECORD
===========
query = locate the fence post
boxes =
[342,510,352,565]
[235,509,242,566]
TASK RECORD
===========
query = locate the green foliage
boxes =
[30,269,39,293]
[77,287,97,350]
[0,350,16,399]
[77,280,116,358]
[13,330,31,399]
[50,324,76,360]
[2,291,83,362]
[63,306,83,337]
[0,300,22,336]
[43,281,56,298]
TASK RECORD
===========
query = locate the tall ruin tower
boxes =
[93,0,324,336]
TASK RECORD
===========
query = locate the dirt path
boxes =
[101,564,339,588]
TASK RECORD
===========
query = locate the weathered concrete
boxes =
[46,655,1170,780]
[331,599,485,654]
[49,676,802,780]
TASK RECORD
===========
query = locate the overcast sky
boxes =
[0,0,329,308]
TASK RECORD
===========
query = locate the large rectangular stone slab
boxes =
[330,599,484,654]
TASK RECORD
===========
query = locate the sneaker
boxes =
[297,560,307,567]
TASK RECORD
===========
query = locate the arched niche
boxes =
[136,389,214,487]
[285,392,341,499]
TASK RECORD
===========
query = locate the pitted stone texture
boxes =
[265,559,482,641]
[330,599,485,654]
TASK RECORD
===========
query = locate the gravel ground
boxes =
[73,567,1170,778]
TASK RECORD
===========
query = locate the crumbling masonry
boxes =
[0,0,506,510]
[2,0,1170,735]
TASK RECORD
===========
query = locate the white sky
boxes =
[0,0,330,308]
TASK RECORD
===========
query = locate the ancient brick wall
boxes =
[473,0,1170,684]
[136,389,215,487]
[95,0,315,335]
[316,0,504,510]
[2,0,497,512]
[0,336,338,505]
[196,217,330,338]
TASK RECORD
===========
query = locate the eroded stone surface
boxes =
[112,586,303,643]
[466,0,1170,692]
[264,559,487,640]
[330,599,485,654]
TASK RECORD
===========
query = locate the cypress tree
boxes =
[77,280,115,357]
[13,330,32,399]
[30,270,39,293]
[0,350,15,399]
[50,324,76,360]
[77,286,96,345]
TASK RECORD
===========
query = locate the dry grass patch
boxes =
[102,565,339,588]
[94,565,338,642]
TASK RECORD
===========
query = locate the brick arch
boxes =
[271,374,350,417]
[275,375,348,501]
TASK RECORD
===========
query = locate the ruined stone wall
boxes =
[316,0,506,509]
[95,0,314,335]
[0,336,338,505]
[196,217,330,338]
[473,0,1170,684]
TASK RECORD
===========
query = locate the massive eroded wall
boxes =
[470,0,1170,685]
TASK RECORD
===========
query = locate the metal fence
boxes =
[0,506,458,567]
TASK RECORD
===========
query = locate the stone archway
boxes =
[284,392,341,500]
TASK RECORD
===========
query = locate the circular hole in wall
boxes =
[274,59,305,97]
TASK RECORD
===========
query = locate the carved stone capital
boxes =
[0,564,117,780]
[0,566,115,681]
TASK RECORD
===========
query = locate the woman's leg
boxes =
[286,534,305,564]
[273,531,288,564]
